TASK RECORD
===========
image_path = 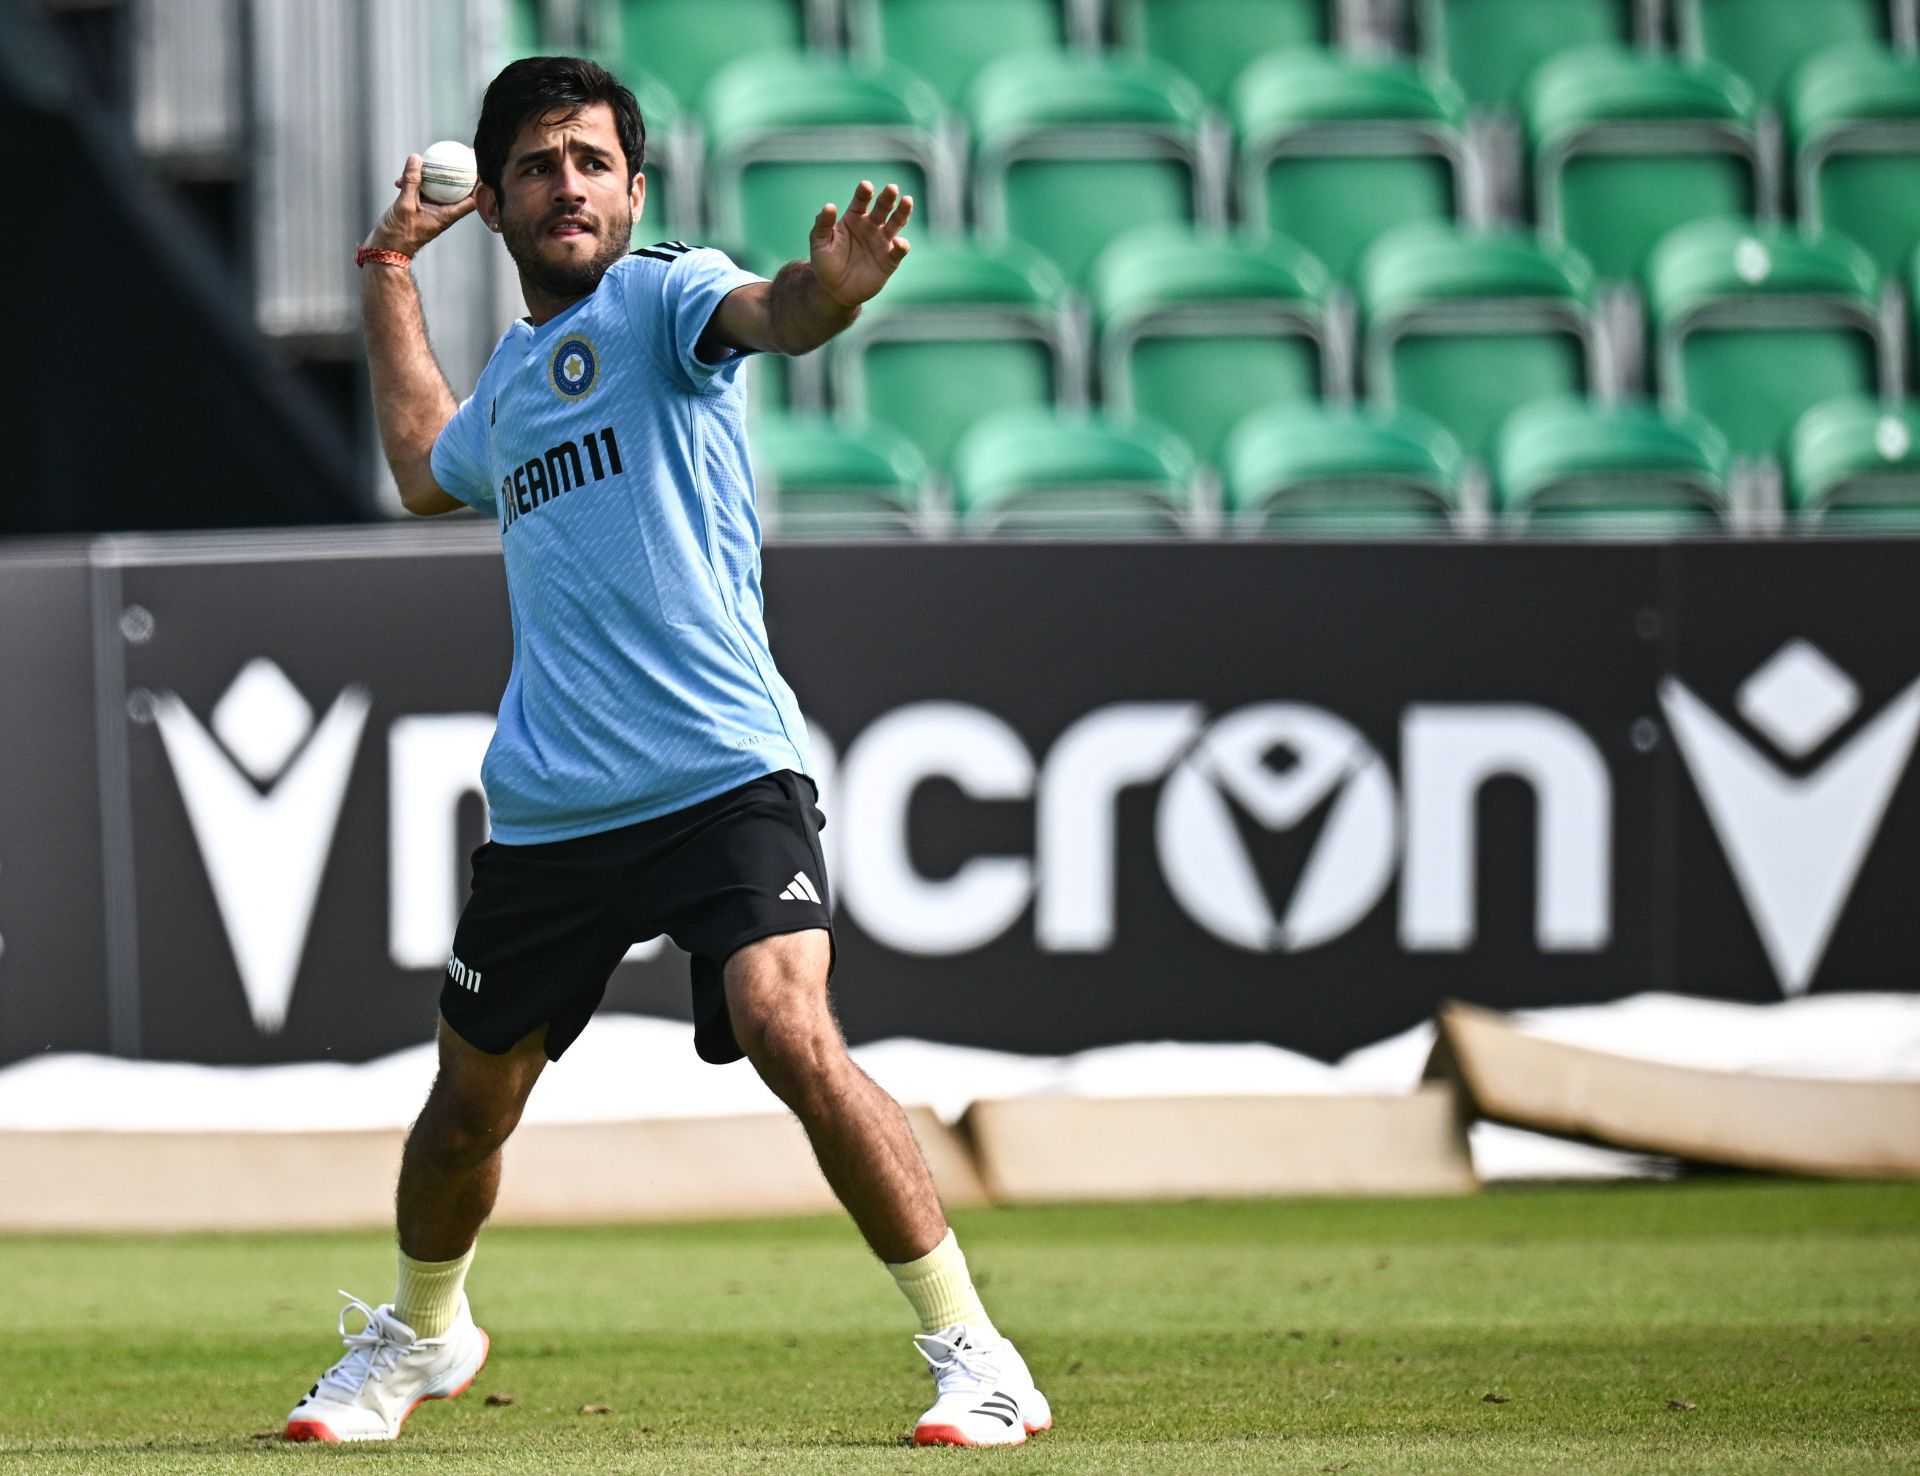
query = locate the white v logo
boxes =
[1661,672,1920,997]
[154,685,371,1032]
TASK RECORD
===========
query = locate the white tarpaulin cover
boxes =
[2,993,1915,1182]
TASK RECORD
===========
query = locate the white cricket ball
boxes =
[420,140,478,204]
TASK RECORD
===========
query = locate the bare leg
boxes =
[395,1020,549,1261]
[725,930,948,1264]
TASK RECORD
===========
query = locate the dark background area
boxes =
[0,1,363,534]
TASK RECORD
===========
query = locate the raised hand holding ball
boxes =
[419,141,478,205]
[363,148,479,260]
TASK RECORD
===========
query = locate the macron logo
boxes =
[447,955,483,993]
[1662,640,1920,998]
[779,871,822,904]
[154,659,370,1034]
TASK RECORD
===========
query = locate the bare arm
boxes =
[364,266,464,515]
[362,155,479,516]
[701,180,913,359]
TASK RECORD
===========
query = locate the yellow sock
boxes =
[887,1229,998,1341]
[394,1245,474,1339]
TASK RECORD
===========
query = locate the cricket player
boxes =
[284,55,1049,1449]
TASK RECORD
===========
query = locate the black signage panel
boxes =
[773,543,1666,1059]
[6,533,1917,1066]
[0,552,110,1059]
[1661,540,1920,1000]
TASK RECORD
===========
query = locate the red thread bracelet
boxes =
[355,245,412,270]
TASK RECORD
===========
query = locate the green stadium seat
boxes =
[1494,397,1733,535]
[845,0,1070,109]
[505,0,542,59]
[751,414,931,535]
[703,54,953,268]
[619,70,687,239]
[1360,222,1597,457]
[1112,0,1333,105]
[1222,405,1463,535]
[829,236,1081,471]
[1527,48,1761,282]
[1791,46,1920,278]
[951,409,1200,534]
[1910,242,1920,382]
[1415,0,1640,111]
[1787,397,1920,528]
[748,345,792,415]
[1092,226,1334,461]
[970,52,1220,288]
[612,0,815,115]
[1677,0,1888,103]
[1647,219,1884,459]
[1234,52,1468,283]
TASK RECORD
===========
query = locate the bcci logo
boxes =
[549,334,598,399]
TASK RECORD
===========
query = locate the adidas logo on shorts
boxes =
[778,871,822,904]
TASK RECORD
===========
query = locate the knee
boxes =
[736,1005,849,1113]
[412,1089,520,1167]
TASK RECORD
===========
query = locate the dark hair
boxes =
[473,56,646,196]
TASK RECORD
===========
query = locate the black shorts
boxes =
[439,770,833,1064]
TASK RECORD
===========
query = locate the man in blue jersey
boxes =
[284,56,1049,1450]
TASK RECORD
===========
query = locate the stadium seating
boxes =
[506,0,542,60]
[703,54,952,267]
[1111,0,1333,105]
[1787,397,1920,526]
[830,236,1081,470]
[1527,48,1761,281]
[1093,226,1334,461]
[844,0,1070,109]
[951,408,1200,534]
[1676,0,1888,103]
[1493,397,1733,534]
[1910,242,1920,377]
[750,413,931,534]
[1647,219,1884,458]
[1222,404,1463,534]
[1360,222,1597,457]
[612,0,814,114]
[261,0,1920,543]
[747,341,792,414]
[625,70,687,238]
[1234,52,1468,282]
[1791,46,1920,278]
[970,52,1219,287]
[1414,0,1640,111]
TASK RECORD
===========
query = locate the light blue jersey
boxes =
[429,244,811,844]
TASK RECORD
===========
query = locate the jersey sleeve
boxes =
[656,247,767,393]
[428,390,496,512]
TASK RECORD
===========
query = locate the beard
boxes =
[501,195,632,299]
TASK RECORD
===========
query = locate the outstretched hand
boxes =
[364,154,478,258]
[810,181,913,307]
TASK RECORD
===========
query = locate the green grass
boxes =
[3,1181,1918,1473]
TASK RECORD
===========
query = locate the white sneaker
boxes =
[911,1324,1053,1447]
[283,1292,489,1442]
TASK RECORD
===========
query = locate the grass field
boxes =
[3,1179,1917,1474]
